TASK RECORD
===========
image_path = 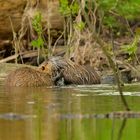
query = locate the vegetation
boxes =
[31,12,44,50]
[1,1,140,139]
[31,12,45,64]
[1,1,140,92]
[58,0,140,110]
[121,35,139,64]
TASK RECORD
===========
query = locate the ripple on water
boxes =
[0,112,36,121]
[70,83,140,96]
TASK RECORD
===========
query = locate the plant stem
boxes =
[78,0,130,111]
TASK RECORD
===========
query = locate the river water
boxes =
[0,80,140,140]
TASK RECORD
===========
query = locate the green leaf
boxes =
[32,12,43,34]
[121,35,138,56]
[31,36,44,48]
[31,40,38,48]
[37,36,44,48]
[70,2,79,15]
[59,0,79,16]
[74,21,85,31]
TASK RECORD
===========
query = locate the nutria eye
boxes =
[42,66,45,70]
[100,57,103,60]
[70,57,74,62]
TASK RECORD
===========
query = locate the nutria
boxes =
[5,67,63,87]
[39,56,101,85]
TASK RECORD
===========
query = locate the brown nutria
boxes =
[39,56,101,85]
[5,67,62,87]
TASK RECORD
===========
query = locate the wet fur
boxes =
[5,67,55,87]
[39,56,101,85]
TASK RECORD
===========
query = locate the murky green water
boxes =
[0,81,140,140]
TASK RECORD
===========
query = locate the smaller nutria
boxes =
[39,56,101,85]
[5,67,62,87]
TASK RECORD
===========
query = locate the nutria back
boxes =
[39,56,101,85]
[5,67,54,87]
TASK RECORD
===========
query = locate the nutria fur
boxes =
[70,46,109,71]
[39,56,101,85]
[5,67,60,87]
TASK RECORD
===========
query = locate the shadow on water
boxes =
[0,82,140,140]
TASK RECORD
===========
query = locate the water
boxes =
[0,81,140,140]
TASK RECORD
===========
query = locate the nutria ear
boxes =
[41,66,45,70]
[70,57,75,62]
[99,57,103,60]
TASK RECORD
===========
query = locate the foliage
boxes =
[31,12,44,49]
[32,12,43,34]
[121,35,139,61]
[74,21,85,31]
[31,36,44,49]
[59,0,132,110]
[59,0,79,17]
[59,0,140,33]
[97,0,140,28]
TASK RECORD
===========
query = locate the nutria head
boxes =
[38,56,66,75]
[39,57,67,85]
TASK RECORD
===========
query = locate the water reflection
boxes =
[0,83,140,140]
[117,118,127,140]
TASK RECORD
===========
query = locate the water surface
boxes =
[0,81,140,140]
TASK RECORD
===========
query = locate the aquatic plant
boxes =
[31,12,47,65]
[121,35,139,65]
[31,12,44,49]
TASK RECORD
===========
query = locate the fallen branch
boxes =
[0,50,38,64]
[0,54,19,63]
